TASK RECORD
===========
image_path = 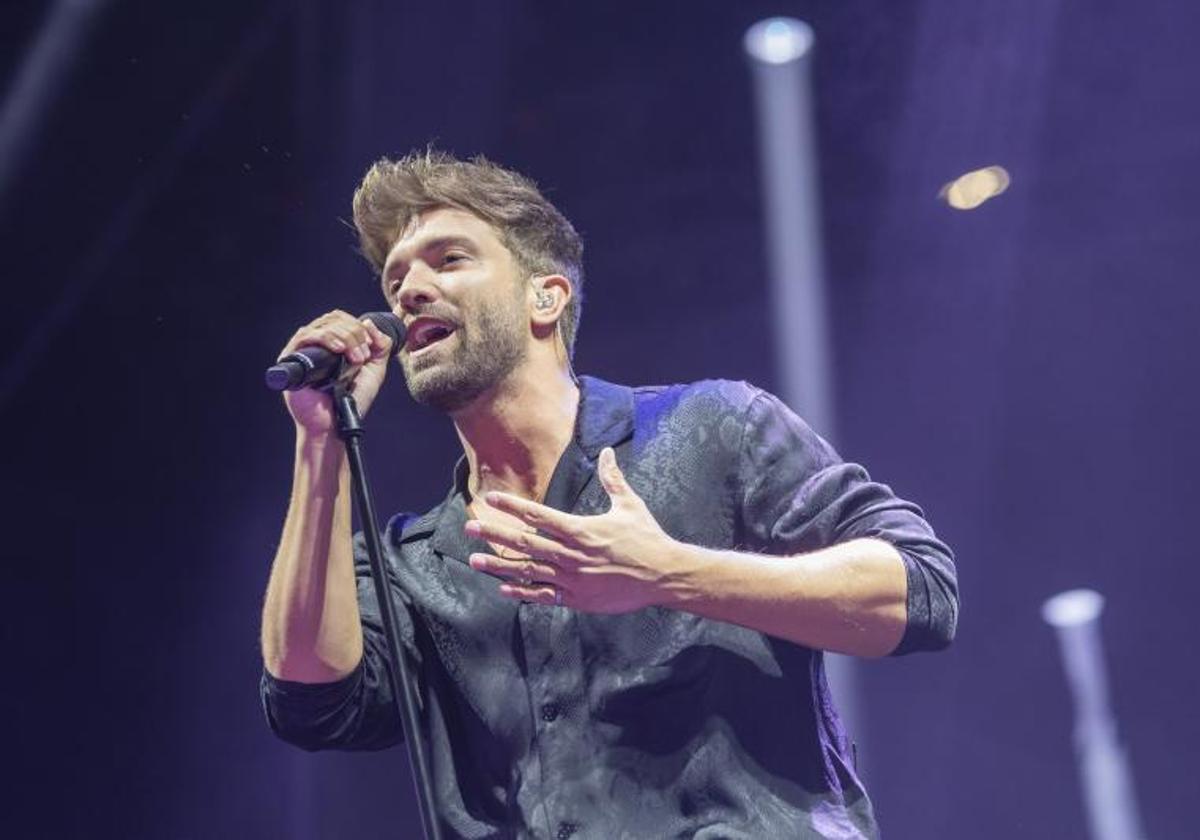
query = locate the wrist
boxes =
[295,430,347,475]
[652,537,711,609]
[296,428,344,452]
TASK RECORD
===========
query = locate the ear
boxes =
[528,274,572,337]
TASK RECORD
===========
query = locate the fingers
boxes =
[471,551,567,606]
[496,583,561,604]
[279,310,376,364]
[598,447,629,497]
[483,492,581,540]
[362,317,395,360]
[464,518,581,566]
[468,552,560,583]
[497,581,561,606]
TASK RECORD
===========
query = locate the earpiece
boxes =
[535,291,555,311]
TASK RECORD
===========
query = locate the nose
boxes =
[396,263,440,314]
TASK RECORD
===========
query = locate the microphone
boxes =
[264,312,406,391]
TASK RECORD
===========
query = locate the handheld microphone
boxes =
[264,312,406,391]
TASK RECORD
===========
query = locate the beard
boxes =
[400,297,528,414]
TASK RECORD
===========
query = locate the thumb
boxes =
[363,317,395,362]
[598,447,631,500]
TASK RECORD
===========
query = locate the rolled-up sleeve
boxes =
[259,531,411,750]
[736,390,959,655]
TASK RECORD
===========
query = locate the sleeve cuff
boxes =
[259,660,367,750]
[890,549,958,656]
[261,661,364,701]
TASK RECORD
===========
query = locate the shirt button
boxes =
[556,822,577,839]
[541,702,560,722]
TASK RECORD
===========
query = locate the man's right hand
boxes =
[278,310,397,435]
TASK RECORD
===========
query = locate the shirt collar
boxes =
[573,375,635,457]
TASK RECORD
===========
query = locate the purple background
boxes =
[3,1,1196,837]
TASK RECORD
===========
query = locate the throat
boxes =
[456,375,581,506]
[471,457,545,505]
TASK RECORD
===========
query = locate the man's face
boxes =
[381,207,529,413]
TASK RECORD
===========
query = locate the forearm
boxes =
[261,433,364,682]
[659,537,908,658]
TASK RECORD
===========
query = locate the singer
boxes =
[259,150,958,839]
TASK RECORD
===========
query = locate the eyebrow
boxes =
[382,235,479,286]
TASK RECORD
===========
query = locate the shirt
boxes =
[261,376,959,839]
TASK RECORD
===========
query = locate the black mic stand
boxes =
[327,380,443,840]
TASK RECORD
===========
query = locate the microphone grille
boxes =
[362,311,406,348]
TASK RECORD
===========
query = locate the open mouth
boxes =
[406,317,457,354]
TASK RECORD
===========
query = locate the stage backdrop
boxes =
[2,1,1195,837]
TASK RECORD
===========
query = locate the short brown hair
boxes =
[352,149,585,358]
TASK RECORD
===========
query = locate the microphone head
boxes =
[263,311,407,393]
[264,360,304,391]
[362,311,406,349]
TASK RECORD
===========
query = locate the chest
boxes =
[391,444,774,735]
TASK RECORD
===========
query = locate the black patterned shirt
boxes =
[261,376,958,839]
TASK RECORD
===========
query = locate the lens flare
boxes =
[939,165,1011,210]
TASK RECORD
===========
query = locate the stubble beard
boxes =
[400,301,528,414]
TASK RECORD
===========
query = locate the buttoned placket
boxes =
[427,379,635,839]
[515,438,597,839]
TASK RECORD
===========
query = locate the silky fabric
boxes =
[261,377,958,839]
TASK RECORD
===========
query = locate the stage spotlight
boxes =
[1042,588,1104,627]
[744,14,865,766]
[743,17,813,66]
[1042,588,1146,840]
[939,165,1010,210]
[0,0,108,204]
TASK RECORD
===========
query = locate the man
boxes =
[260,150,958,839]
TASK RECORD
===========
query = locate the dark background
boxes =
[2,1,1196,837]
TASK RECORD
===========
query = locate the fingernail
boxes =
[468,554,485,569]
[330,338,345,350]
[464,520,481,536]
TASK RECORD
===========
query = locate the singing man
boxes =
[260,149,958,839]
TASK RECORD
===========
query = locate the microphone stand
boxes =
[327,380,443,840]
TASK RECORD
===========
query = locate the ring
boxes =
[554,588,563,607]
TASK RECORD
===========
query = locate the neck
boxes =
[452,363,580,503]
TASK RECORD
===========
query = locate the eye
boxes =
[442,251,468,267]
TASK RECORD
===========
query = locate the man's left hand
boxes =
[464,447,681,612]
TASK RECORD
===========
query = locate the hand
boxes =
[277,310,396,435]
[464,448,680,613]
